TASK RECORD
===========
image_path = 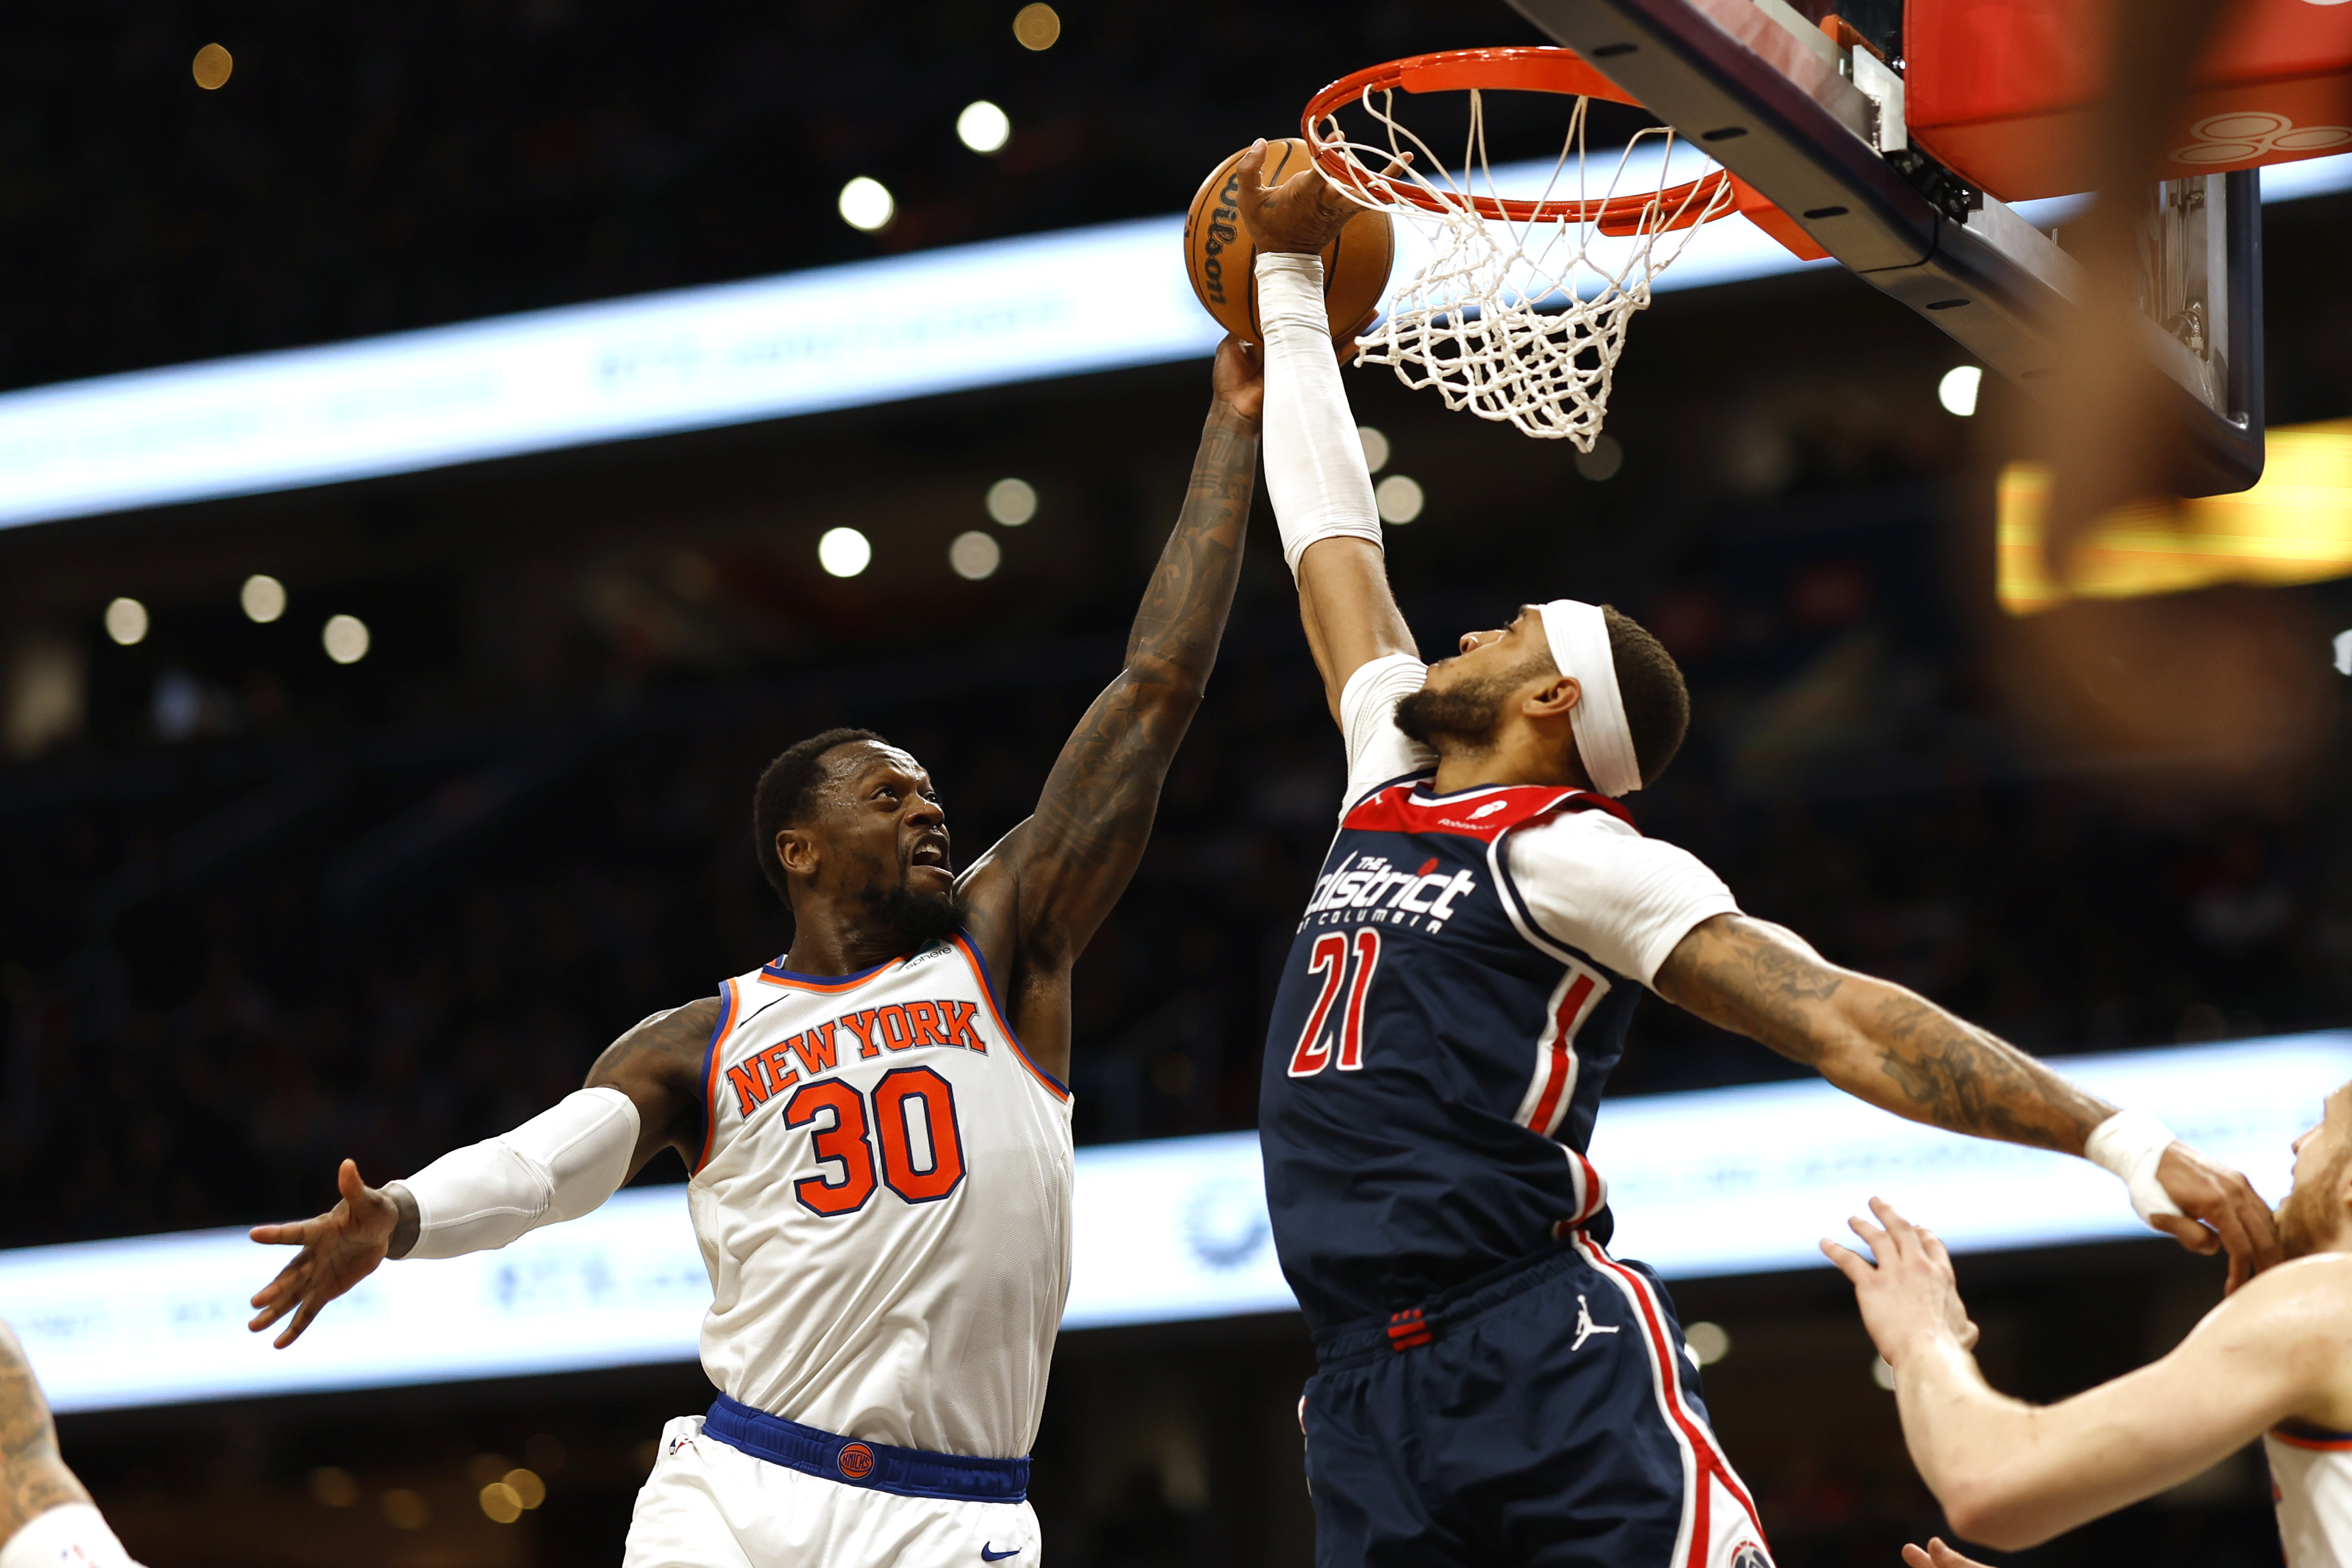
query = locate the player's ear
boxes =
[1522,674,1581,720]
[776,828,820,880]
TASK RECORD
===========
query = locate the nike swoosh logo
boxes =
[980,1548,1022,1562]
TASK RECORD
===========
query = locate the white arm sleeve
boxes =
[1,1506,144,1568]
[1504,814,1741,987]
[1256,252,1385,577]
[1338,652,1437,812]
[387,1086,640,1260]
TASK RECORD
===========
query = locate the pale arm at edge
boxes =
[1904,1265,2334,1548]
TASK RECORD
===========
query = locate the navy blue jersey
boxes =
[1260,776,1648,1333]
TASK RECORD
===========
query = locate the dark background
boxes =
[3,0,2351,1563]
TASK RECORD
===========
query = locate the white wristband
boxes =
[1255,252,1385,578]
[0,1505,144,1568]
[391,1086,639,1260]
[2084,1108,2184,1225]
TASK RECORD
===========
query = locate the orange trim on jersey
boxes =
[754,956,906,993]
[2272,1422,2352,1451]
[696,978,742,1173]
[951,932,1070,1103]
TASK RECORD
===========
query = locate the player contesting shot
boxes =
[1232,140,2285,1568]
[1829,1083,2352,1568]
[243,338,1272,1566]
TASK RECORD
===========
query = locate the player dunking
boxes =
[1830,1083,2352,1568]
[1233,143,2282,1568]
[243,338,1272,1566]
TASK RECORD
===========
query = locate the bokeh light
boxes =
[986,477,1037,526]
[950,530,1003,580]
[818,526,872,578]
[957,101,1012,154]
[104,598,148,646]
[1012,3,1060,49]
[1357,426,1390,473]
[1374,474,1424,525]
[240,573,286,623]
[191,44,232,90]
[322,614,370,664]
[1939,364,1983,417]
[837,177,895,233]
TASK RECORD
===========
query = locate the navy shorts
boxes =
[1301,1233,1773,1568]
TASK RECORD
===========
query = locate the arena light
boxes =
[0,157,2343,534]
[1,1031,2338,1415]
[837,176,895,233]
[1997,417,2352,614]
[957,101,1012,155]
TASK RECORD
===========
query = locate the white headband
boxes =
[1537,599,1642,798]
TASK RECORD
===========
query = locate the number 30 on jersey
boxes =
[783,1066,967,1216]
[1288,929,1380,1077]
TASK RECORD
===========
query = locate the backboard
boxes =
[1505,0,2270,495]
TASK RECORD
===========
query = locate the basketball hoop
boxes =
[1303,48,1742,447]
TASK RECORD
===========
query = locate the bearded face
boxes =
[2278,1138,2352,1259]
[1395,656,1553,752]
[861,884,967,955]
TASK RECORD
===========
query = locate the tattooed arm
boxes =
[0,1321,91,1548]
[957,340,1262,1078]
[1655,912,2281,1285]
[247,999,716,1347]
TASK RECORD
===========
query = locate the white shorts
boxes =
[0,1505,144,1568]
[623,1415,1043,1568]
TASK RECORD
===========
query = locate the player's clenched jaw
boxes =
[1396,609,1568,756]
[2276,1081,2352,1259]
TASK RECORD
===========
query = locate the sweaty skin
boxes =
[247,338,1271,1347]
[1828,1083,2352,1557]
[0,1321,92,1549]
[1234,136,2281,1290]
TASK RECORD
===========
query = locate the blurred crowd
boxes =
[4,528,2346,1252]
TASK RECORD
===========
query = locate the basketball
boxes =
[1183,137,1394,342]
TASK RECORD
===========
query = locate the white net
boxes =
[1311,86,1735,447]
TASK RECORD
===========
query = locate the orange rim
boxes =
[1302,46,1734,231]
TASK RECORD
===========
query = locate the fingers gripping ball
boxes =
[1184,138,1392,343]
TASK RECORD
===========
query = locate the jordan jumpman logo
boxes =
[1571,1293,1620,1351]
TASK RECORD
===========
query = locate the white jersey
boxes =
[2269,1424,2352,1568]
[687,932,1074,1460]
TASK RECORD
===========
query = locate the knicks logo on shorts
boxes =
[837,1442,876,1481]
[1731,1543,1773,1568]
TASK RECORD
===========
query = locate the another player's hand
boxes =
[2150,1139,2282,1294]
[1821,1197,1980,1370]
[1213,335,1265,421]
[1234,138,1405,256]
[246,1157,405,1348]
[1902,1538,1993,1568]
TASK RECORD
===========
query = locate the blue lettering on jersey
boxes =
[1260,778,1644,1332]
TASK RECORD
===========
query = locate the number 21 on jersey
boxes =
[1288,929,1381,1077]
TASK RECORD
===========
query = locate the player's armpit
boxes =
[583,996,725,1176]
[1655,913,2112,1154]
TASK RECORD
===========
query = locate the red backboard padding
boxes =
[1904,0,2352,200]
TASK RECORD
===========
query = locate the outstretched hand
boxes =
[1902,1538,1992,1568]
[247,1157,404,1348]
[1821,1197,1980,1372]
[2151,1140,2281,1293]
[1232,138,1406,256]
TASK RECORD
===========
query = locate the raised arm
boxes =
[955,339,1261,1005]
[1234,141,1417,721]
[1655,911,2281,1285]
[1827,1200,2351,1551]
[247,998,713,1348]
